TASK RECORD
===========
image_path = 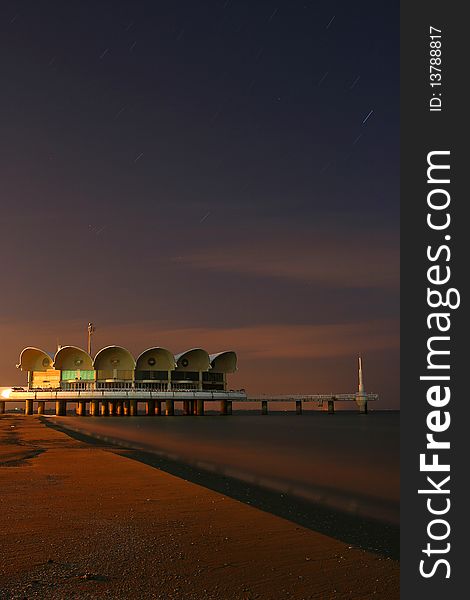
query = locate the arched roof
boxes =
[54,346,93,370]
[17,347,54,371]
[209,351,237,373]
[93,346,136,370]
[136,347,176,371]
[174,348,210,371]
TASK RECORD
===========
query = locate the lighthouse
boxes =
[355,356,368,414]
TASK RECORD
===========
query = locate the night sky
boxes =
[1,1,399,406]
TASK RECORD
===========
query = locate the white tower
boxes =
[358,355,364,392]
[355,355,368,413]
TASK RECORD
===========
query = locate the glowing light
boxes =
[1,388,12,399]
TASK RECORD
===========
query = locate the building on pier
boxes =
[54,346,94,390]
[135,347,175,391]
[16,346,238,392]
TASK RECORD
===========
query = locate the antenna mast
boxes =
[87,322,95,356]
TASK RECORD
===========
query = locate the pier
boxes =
[1,343,378,416]
[0,389,378,416]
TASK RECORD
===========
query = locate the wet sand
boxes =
[0,415,399,599]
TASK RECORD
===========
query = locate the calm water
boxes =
[54,411,399,524]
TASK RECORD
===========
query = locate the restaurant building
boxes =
[17,346,238,392]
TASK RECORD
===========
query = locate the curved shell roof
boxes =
[209,351,237,373]
[17,347,54,372]
[17,346,238,374]
[174,348,210,371]
[136,347,176,371]
[54,346,93,370]
[93,346,136,370]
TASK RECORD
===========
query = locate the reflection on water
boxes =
[54,412,399,523]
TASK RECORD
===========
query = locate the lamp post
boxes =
[87,322,95,356]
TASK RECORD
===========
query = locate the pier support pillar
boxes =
[155,400,162,416]
[166,399,175,416]
[55,400,66,416]
[116,401,124,416]
[108,401,116,416]
[146,399,155,416]
[100,401,109,416]
[77,401,87,416]
[227,400,232,415]
[183,400,190,415]
[356,393,368,414]
[261,400,268,415]
[192,400,197,415]
[196,399,204,416]
[130,399,138,416]
[327,399,335,414]
[0,401,5,414]
[220,399,228,415]
[123,399,130,416]
[37,401,45,415]
[25,399,34,415]
[296,400,302,415]
[90,399,100,416]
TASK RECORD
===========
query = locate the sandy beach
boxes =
[0,415,399,599]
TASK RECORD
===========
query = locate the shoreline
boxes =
[47,416,399,557]
[0,415,399,599]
